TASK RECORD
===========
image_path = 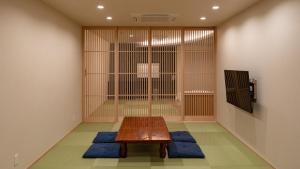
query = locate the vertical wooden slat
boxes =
[148,29,152,117]
[97,29,100,121]
[82,29,86,121]
[114,28,119,121]
[180,28,185,120]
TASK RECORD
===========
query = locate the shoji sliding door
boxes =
[151,29,182,120]
[82,27,215,122]
[183,29,215,120]
[83,29,117,122]
[118,29,150,118]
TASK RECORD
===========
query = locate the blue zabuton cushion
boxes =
[83,143,120,158]
[167,142,205,158]
[93,132,117,143]
[170,131,196,143]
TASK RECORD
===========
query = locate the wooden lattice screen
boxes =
[83,27,215,122]
[183,29,215,121]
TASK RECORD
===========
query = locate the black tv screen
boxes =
[224,70,253,113]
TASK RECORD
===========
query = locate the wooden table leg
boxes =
[120,143,127,158]
[159,143,167,158]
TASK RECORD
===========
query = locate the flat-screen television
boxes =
[224,70,253,113]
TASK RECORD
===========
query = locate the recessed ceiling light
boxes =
[200,17,207,21]
[106,16,112,20]
[212,5,220,10]
[97,5,104,9]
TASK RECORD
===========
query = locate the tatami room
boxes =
[1,0,299,169]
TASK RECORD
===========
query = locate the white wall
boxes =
[0,0,82,169]
[217,1,300,169]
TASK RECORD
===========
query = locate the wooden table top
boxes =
[116,116,171,143]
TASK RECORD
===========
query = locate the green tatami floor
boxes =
[30,122,273,169]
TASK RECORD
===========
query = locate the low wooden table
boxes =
[116,116,171,158]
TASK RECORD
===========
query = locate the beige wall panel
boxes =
[0,0,82,169]
[217,1,300,169]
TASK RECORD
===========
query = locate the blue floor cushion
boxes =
[83,143,120,158]
[167,142,205,158]
[170,131,196,143]
[93,132,117,143]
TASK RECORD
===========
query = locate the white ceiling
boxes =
[41,0,260,26]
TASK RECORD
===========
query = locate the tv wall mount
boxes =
[249,79,257,103]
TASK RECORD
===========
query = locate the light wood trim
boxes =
[184,116,215,121]
[84,118,115,123]
[83,26,216,30]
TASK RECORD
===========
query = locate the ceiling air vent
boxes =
[131,13,177,23]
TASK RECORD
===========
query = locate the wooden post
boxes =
[114,28,119,122]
